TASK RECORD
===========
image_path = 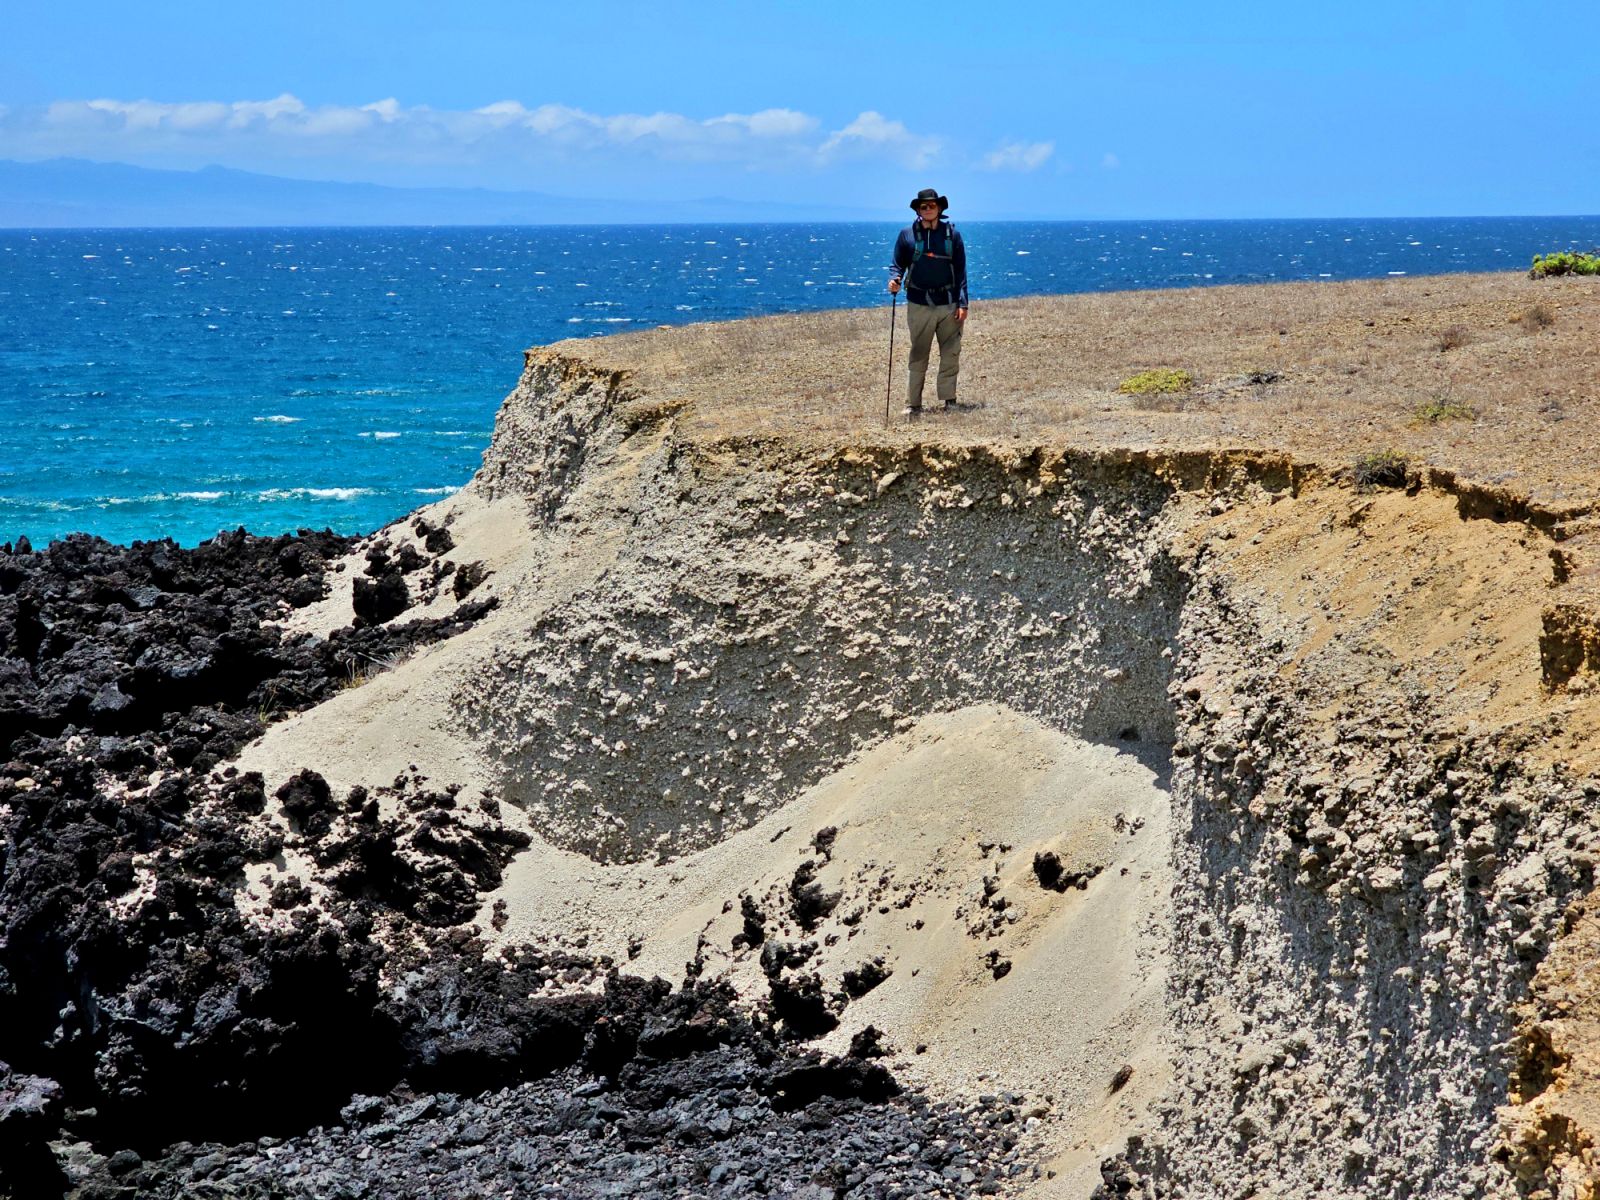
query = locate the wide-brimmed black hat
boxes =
[909,188,949,213]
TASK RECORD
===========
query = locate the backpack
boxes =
[912,220,956,263]
[908,221,957,292]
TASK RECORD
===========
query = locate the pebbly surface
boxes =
[0,528,1024,1199]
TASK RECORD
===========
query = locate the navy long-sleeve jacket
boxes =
[889,220,969,308]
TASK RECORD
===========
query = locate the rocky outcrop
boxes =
[0,529,510,1193]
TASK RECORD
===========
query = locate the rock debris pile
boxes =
[0,529,1031,1199]
[62,986,1031,1200]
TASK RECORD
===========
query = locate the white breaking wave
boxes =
[104,490,224,505]
[257,487,373,502]
[358,431,403,439]
[413,486,455,495]
[253,415,302,423]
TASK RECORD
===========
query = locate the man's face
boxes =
[917,201,940,225]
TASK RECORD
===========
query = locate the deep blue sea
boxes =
[3,217,1598,547]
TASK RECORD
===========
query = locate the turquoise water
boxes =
[3,218,1597,546]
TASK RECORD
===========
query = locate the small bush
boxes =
[1529,251,1600,278]
[1118,368,1194,396]
[1436,324,1472,352]
[1413,396,1476,424]
[1353,449,1409,491]
[339,647,411,689]
[1518,302,1557,331]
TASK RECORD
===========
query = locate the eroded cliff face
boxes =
[229,348,1600,1198]
[1155,488,1599,1199]
[458,377,1184,862]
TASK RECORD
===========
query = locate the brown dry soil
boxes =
[577,271,1597,509]
[551,271,1600,1196]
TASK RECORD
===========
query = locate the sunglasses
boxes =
[917,202,940,210]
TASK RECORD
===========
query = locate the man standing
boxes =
[888,188,969,417]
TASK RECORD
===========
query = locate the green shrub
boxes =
[1529,251,1600,278]
[1353,449,1409,491]
[1118,368,1194,396]
[1413,397,1476,424]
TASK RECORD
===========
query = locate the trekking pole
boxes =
[884,288,898,427]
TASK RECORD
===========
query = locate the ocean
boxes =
[3,216,1597,547]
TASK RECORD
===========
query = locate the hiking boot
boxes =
[901,406,923,420]
[943,398,976,412]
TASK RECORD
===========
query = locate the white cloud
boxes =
[297,107,375,137]
[4,95,941,177]
[228,94,307,125]
[606,112,700,143]
[710,108,818,138]
[981,140,1054,172]
[51,93,314,134]
[472,99,532,125]
[362,98,403,123]
[469,101,822,152]
[820,111,938,168]
[166,102,231,132]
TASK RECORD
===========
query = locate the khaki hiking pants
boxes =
[906,301,962,408]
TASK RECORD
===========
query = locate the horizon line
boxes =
[4,214,1600,233]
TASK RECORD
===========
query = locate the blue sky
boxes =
[3,0,1596,218]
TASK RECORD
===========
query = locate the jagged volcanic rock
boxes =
[0,529,1018,1199]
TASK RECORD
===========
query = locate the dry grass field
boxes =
[559,272,1600,512]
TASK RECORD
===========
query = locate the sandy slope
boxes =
[484,703,1171,1195]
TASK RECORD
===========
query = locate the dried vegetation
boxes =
[563,272,1600,509]
[1352,449,1410,491]
[1516,302,1557,332]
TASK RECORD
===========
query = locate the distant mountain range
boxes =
[0,159,891,228]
